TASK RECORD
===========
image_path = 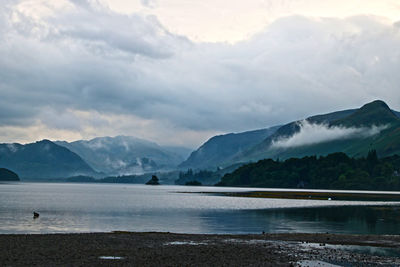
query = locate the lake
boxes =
[1,182,400,235]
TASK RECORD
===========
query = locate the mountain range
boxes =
[179,126,281,170]
[1,100,399,181]
[182,100,400,170]
[55,136,191,175]
[237,100,400,162]
[0,140,95,179]
[0,136,191,179]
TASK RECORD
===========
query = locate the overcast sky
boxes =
[1,0,400,148]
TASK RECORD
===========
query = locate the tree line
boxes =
[217,151,400,190]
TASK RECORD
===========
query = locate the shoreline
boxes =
[181,189,400,202]
[2,232,400,266]
[217,190,400,201]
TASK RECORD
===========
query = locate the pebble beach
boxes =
[2,232,400,266]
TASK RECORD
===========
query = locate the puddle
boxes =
[165,241,208,246]
[223,239,275,245]
[300,242,400,257]
[296,260,342,267]
[99,256,125,260]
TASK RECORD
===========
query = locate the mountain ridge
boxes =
[180,100,400,170]
[331,100,399,127]
[56,135,192,175]
[179,126,281,170]
[235,100,400,163]
[1,100,399,179]
[0,140,96,179]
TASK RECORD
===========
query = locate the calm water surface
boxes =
[1,182,400,234]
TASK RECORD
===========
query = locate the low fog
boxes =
[272,120,388,149]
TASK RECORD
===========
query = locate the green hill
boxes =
[179,126,281,170]
[235,100,400,163]
[331,100,399,127]
[179,100,400,174]
[0,168,19,181]
[0,140,96,179]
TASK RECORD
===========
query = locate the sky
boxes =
[0,0,400,148]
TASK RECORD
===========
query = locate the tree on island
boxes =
[146,175,160,185]
[185,180,202,186]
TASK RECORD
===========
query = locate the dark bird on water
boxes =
[33,212,39,219]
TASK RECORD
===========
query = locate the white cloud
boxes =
[11,0,188,58]
[140,0,156,8]
[272,120,389,148]
[104,0,400,43]
[0,1,400,147]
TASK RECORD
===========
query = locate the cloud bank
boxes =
[272,120,388,149]
[0,0,400,147]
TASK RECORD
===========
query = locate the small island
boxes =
[145,175,160,185]
[185,180,202,186]
[0,168,20,181]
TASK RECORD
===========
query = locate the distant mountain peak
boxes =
[332,99,399,127]
[0,140,96,179]
[55,135,191,175]
[36,139,53,144]
[231,100,400,164]
[179,126,281,169]
[364,100,390,108]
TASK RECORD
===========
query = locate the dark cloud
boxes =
[15,0,188,59]
[1,1,400,146]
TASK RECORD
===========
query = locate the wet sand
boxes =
[1,232,400,266]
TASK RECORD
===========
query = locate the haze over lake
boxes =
[1,182,400,235]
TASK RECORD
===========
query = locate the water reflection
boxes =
[1,182,400,234]
[233,206,400,234]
